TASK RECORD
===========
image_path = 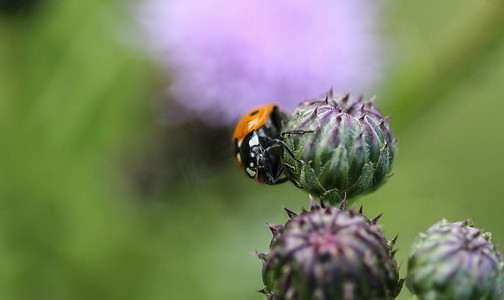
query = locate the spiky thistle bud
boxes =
[282,91,397,204]
[258,197,402,300]
[406,219,504,300]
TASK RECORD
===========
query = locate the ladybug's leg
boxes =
[268,139,305,165]
[279,131,315,164]
[272,177,291,184]
[289,177,303,188]
[266,175,300,186]
[262,159,290,185]
[283,162,295,171]
[280,130,315,138]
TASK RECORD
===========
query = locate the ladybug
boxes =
[232,104,291,185]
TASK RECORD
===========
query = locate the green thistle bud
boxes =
[258,197,403,300]
[406,219,504,300]
[282,92,397,204]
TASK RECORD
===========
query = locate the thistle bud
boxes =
[406,219,504,300]
[282,92,397,204]
[258,198,402,300]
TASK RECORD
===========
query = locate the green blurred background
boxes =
[1,0,504,299]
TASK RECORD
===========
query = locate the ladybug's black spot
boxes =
[249,110,260,116]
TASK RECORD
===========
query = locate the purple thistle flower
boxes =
[139,0,383,125]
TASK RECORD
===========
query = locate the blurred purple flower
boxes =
[139,0,383,125]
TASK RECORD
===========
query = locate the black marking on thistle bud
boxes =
[391,248,399,258]
[318,107,335,123]
[324,206,333,215]
[309,195,320,211]
[472,230,482,239]
[348,209,355,218]
[268,224,282,237]
[284,207,298,219]
[367,95,376,106]
[258,288,267,295]
[345,99,360,112]
[391,234,399,245]
[299,109,320,128]
[358,114,366,121]
[320,198,326,209]
[339,196,347,210]
[357,131,365,146]
[359,205,363,214]
[328,87,334,98]
[380,116,392,128]
[255,252,268,263]
[372,213,383,225]
[342,93,350,103]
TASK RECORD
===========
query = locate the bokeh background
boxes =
[1,0,504,299]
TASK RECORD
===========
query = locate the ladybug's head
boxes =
[233,130,284,185]
[234,131,265,182]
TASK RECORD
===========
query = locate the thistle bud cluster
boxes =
[239,91,503,300]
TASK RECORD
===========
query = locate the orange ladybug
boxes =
[232,104,290,184]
